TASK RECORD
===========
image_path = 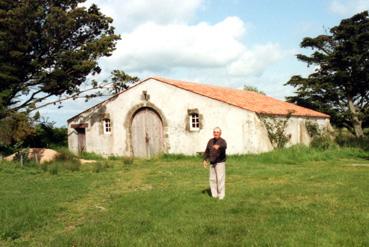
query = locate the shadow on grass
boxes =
[202,188,212,197]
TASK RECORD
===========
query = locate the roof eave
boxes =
[258,112,330,119]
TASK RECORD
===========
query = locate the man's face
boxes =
[213,129,221,139]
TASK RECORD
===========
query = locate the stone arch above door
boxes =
[124,102,169,157]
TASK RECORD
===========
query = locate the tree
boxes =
[0,112,35,154]
[286,11,369,137]
[110,70,139,94]
[0,0,120,118]
[35,70,140,110]
[243,85,265,95]
[0,68,139,153]
[24,120,67,148]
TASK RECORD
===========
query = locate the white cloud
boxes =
[46,1,291,126]
[329,0,369,16]
[101,17,284,79]
[227,43,283,77]
[85,0,203,31]
[82,0,286,83]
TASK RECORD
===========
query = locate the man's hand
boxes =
[203,160,208,169]
[213,144,220,150]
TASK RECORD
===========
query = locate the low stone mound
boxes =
[4,148,60,164]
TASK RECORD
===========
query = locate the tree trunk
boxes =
[348,97,364,137]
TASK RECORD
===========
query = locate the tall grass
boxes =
[158,145,368,165]
[160,153,202,162]
[231,145,368,165]
[55,147,77,161]
[79,152,105,160]
[336,135,369,151]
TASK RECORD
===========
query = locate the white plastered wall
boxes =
[283,116,332,147]
[68,78,330,156]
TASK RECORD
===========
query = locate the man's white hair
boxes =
[213,127,222,132]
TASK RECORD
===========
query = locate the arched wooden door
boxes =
[131,108,164,158]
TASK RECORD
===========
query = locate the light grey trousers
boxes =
[209,162,225,199]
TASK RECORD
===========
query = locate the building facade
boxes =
[67,77,331,157]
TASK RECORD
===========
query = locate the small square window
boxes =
[189,113,200,131]
[103,119,111,134]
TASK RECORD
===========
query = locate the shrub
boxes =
[305,120,337,150]
[310,135,338,150]
[305,121,321,138]
[336,135,369,151]
[260,114,292,149]
[23,122,67,148]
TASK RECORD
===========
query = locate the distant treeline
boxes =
[0,123,67,155]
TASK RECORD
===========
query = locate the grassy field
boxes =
[1,146,369,246]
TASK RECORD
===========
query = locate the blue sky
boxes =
[40,0,369,126]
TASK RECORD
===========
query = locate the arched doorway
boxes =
[131,107,164,158]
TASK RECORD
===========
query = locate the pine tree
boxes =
[286,11,369,137]
[0,0,120,117]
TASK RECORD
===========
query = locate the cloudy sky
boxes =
[42,0,369,126]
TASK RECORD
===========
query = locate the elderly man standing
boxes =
[203,127,227,200]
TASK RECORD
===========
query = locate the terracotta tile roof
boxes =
[151,76,329,118]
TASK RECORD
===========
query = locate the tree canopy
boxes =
[0,0,120,118]
[243,85,265,95]
[286,11,369,137]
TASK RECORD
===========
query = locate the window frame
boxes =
[189,113,200,131]
[103,118,112,134]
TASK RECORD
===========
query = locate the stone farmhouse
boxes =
[67,77,330,158]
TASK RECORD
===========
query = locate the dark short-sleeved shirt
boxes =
[203,137,227,165]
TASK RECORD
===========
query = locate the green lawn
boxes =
[1,146,369,246]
